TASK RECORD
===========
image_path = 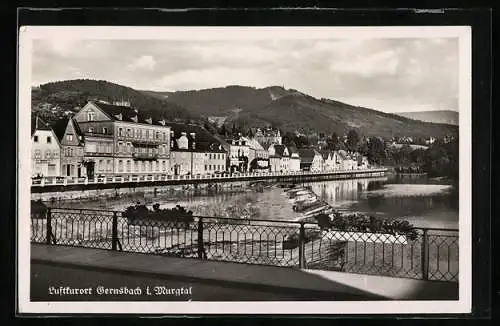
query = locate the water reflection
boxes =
[59,175,458,229]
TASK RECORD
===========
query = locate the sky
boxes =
[32,37,459,113]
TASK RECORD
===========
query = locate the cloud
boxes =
[126,55,156,71]
[330,49,400,77]
[31,37,459,113]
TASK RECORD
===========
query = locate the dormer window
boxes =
[145,117,152,124]
[114,113,123,120]
[131,115,138,123]
[102,127,107,134]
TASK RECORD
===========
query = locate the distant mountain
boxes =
[33,79,194,125]
[146,86,458,138]
[396,110,458,125]
[33,80,458,139]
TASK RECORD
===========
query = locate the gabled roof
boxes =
[336,150,348,160]
[320,150,332,160]
[241,137,265,151]
[52,118,69,142]
[288,145,300,156]
[273,144,289,157]
[91,101,167,126]
[31,116,52,135]
[169,122,226,153]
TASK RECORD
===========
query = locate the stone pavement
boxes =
[30,244,457,301]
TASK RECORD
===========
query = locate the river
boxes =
[57,174,458,230]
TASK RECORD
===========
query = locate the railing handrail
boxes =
[42,207,458,233]
[31,167,389,186]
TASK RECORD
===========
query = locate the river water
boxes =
[59,174,458,230]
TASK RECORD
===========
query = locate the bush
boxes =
[123,203,194,224]
[314,212,418,241]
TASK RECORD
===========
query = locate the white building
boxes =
[31,117,61,177]
[268,144,290,172]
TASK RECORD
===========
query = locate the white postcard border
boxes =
[17,25,472,315]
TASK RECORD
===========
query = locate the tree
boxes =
[366,137,386,165]
[346,130,360,152]
[219,124,228,137]
[325,132,340,151]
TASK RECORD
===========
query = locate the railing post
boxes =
[111,211,118,251]
[45,207,52,244]
[197,217,204,259]
[421,229,429,280]
[299,222,305,269]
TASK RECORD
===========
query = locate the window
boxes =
[156,132,160,139]
[127,129,132,137]
[126,160,131,172]
[146,130,149,139]
[118,160,123,172]
[66,135,73,142]
[135,129,139,138]
[34,149,41,159]
[88,127,93,133]
[163,132,166,141]
[45,150,51,159]
[46,136,51,144]
[99,160,104,172]
[34,135,39,142]
[119,128,123,137]
[103,127,107,134]
[107,160,112,172]
[87,112,95,121]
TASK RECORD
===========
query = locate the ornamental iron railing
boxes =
[31,207,458,282]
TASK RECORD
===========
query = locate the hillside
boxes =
[32,80,458,139]
[147,86,458,138]
[396,110,459,125]
[33,79,194,125]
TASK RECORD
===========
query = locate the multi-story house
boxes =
[254,127,282,148]
[226,135,251,173]
[242,137,269,171]
[321,150,343,171]
[268,144,290,172]
[73,101,171,177]
[31,116,61,177]
[298,148,323,172]
[53,118,86,178]
[170,123,227,176]
[337,150,356,170]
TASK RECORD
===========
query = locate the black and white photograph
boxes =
[18,25,472,314]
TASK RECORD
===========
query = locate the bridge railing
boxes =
[31,167,387,187]
[31,207,458,282]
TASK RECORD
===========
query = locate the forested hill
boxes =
[33,80,458,139]
[33,79,194,125]
[147,85,458,139]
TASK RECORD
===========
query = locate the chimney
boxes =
[158,119,166,126]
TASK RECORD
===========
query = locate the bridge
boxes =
[31,167,388,193]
